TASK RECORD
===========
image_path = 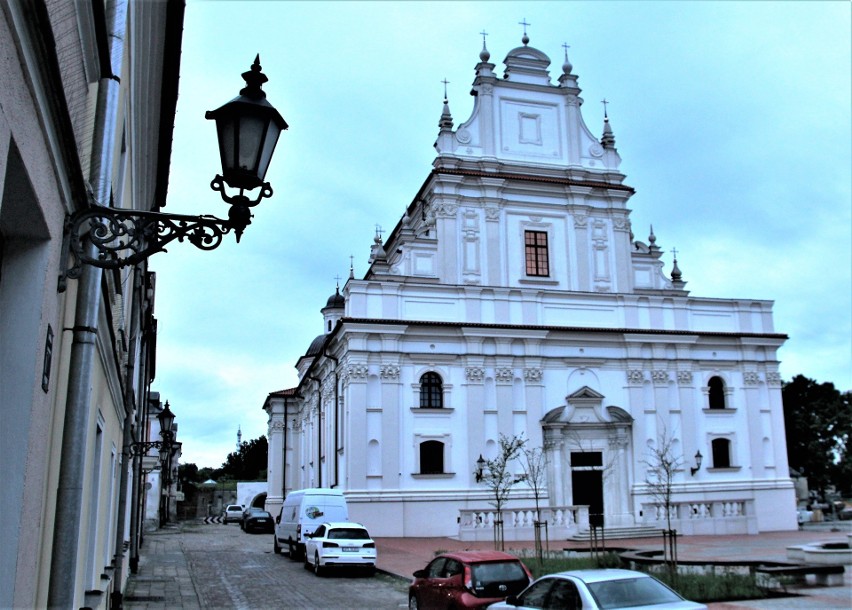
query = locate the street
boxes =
[125,521,408,609]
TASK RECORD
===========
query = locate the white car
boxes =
[487,568,707,610]
[303,522,376,576]
[222,504,243,524]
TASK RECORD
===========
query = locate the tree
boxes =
[478,434,526,550]
[642,425,683,570]
[220,435,268,481]
[642,425,683,534]
[782,375,852,498]
[518,444,548,523]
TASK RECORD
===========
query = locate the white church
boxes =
[263,34,797,539]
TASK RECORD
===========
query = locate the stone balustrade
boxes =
[641,499,758,535]
[458,506,589,541]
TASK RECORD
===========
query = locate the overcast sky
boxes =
[151,1,851,469]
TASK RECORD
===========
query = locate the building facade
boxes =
[0,1,183,607]
[264,36,796,538]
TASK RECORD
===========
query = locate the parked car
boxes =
[409,550,532,610]
[222,504,243,524]
[240,507,266,530]
[243,510,275,534]
[303,522,376,576]
[487,568,707,610]
[274,488,349,559]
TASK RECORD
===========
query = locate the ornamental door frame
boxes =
[542,386,635,528]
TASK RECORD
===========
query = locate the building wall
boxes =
[0,1,179,607]
[265,38,796,538]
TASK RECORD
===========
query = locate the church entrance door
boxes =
[572,469,604,527]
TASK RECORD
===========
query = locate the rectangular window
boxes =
[524,230,549,276]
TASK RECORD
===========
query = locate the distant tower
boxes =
[237,425,242,451]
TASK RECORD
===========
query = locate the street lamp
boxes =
[127,401,178,464]
[60,56,287,289]
[475,454,486,483]
[690,450,703,476]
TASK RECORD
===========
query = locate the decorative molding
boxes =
[380,364,400,380]
[651,370,670,385]
[485,206,501,220]
[743,371,761,385]
[573,214,588,228]
[676,370,693,385]
[433,202,458,218]
[465,367,485,382]
[348,363,369,379]
[494,367,514,383]
[524,367,543,383]
[626,369,645,385]
[766,372,782,386]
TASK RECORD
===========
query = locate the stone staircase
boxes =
[566,525,664,542]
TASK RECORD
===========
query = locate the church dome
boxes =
[324,287,345,309]
[305,334,326,357]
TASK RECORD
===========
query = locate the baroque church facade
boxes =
[264,35,796,538]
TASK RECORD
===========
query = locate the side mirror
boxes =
[505,596,519,606]
[275,515,280,524]
[413,569,426,578]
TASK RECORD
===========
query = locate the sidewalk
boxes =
[124,522,851,609]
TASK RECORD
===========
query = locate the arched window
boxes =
[420,372,443,408]
[708,376,726,409]
[420,440,444,474]
[711,438,731,468]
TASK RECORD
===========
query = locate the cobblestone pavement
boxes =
[124,521,407,609]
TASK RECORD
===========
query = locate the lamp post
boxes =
[59,56,287,289]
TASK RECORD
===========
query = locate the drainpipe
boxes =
[308,374,322,487]
[47,0,127,607]
[282,397,287,498]
[323,348,340,488]
[110,268,142,608]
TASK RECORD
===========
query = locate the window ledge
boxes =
[707,466,742,472]
[411,407,454,414]
[703,408,737,414]
[518,278,559,286]
[412,473,455,479]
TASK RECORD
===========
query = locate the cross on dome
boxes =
[518,18,531,45]
[479,29,490,62]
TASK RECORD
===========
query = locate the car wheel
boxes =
[408,594,419,610]
[273,537,281,554]
[288,540,298,561]
[313,552,324,577]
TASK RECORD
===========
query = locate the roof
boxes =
[550,568,655,584]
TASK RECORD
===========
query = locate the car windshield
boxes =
[327,528,370,540]
[587,576,682,609]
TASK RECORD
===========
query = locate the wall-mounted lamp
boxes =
[690,450,703,476]
[475,454,486,483]
[60,56,287,290]
[127,400,178,466]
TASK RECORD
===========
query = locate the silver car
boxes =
[487,568,707,610]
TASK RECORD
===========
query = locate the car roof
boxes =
[436,550,520,563]
[321,521,369,529]
[548,568,654,584]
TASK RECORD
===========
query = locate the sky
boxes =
[151,1,852,468]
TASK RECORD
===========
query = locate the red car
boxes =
[409,550,533,610]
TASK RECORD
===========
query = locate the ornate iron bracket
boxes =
[126,440,168,458]
[58,176,273,292]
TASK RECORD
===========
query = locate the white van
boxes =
[273,488,348,559]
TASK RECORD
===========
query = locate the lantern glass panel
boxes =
[256,121,281,182]
[218,119,236,172]
[238,114,266,173]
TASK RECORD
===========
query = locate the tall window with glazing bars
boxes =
[419,372,443,408]
[525,230,549,276]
